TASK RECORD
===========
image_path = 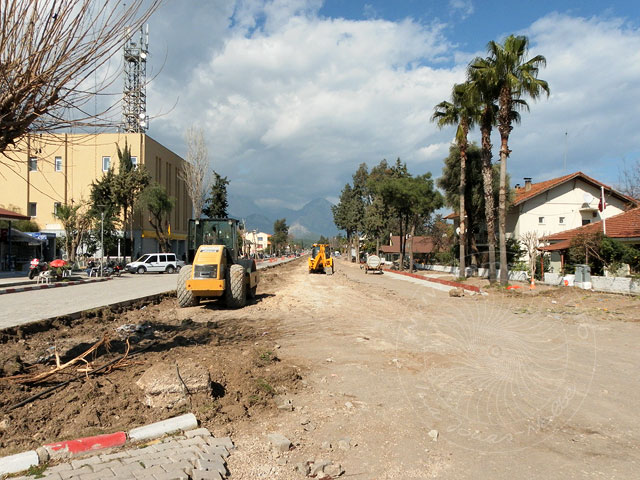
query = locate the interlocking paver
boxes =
[111,462,144,477]
[91,459,123,472]
[49,463,74,472]
[59,466,92,479]
[71,456,103,469]
[13,428,233,480]
[184,428,211,439]
[191,471,223,480]
[79,469,116,480]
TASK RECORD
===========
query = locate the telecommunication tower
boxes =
[122,25,149,133]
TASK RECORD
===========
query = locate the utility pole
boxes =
[100,211,105,277]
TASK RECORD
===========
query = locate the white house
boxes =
[506,172,637,242]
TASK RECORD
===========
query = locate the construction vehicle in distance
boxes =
[308,244,334,275]
[177,218,258,308]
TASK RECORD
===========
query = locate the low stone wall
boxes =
[419,263,529,282]
[544,272,640,294]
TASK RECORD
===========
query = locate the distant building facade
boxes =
[243,231,271,255]
[0,133,191,258]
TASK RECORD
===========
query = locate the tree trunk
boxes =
[376,237,380,256]
[498,88,513,286]
[398,219,405,271]
[480,120,497,283]
[409,223,415,273]
[498,133,509,285]
[459,134,467,278]
[470,233,478,268]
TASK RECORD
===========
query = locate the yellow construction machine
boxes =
[308,244,334,275]
[177,218,258,308]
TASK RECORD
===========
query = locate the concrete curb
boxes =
[0,277,112,296]
[382,268,482,293]
[0,414,200,476]
[128,413,198,442]
[0,450,39,476]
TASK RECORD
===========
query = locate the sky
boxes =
[141,0,640,213]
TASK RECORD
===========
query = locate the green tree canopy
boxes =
[113,141,150,256]
[140,183,175,253]
[203,172,230,218]
[272,218,289,253]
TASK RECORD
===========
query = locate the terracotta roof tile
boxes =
[544,207,640,243]
[513,171,636,206]
[380,236,436,254]
[0,207,30,221]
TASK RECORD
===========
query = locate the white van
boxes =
[126,253,181,274]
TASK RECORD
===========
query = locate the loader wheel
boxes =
[177,266,199,308]
[326,265,334,275]
[225,264,246,308]
[248,285,257,299]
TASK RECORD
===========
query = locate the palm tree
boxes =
[432,82,477,278]
[471,35,549,285]
[467,64,499,283]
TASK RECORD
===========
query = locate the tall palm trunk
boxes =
[498,88,512,286]
[480,114,497,283]
[458,121,468,278]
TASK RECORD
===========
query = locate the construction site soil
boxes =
[1,258,639,479]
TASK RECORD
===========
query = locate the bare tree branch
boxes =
[0,0,161,157]
[181,126,211,219]
[617,159,640,200]
[520,230,540,283]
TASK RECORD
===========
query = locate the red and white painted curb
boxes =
[0,277,112,296]
[382,268,482,293]
[44,432,127,459]
[0,413,197,476]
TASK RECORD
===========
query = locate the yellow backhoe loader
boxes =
[177,218,258,308]
[308,244,334,275]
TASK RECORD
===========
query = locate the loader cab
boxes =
[187,218,239,264]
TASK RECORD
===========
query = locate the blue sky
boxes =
[144,0,640,216]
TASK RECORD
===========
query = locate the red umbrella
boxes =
[49,259,67,268]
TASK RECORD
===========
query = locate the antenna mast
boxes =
[122,25,149,133]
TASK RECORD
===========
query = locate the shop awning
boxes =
[0,207,30,222]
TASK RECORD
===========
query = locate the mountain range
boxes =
[229,196,339,240]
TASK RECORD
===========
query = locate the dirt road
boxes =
[1,258,639,479]
[223,258,640,479]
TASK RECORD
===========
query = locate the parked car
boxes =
[126,253,180,274]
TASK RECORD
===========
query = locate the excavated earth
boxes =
[1,258,640,479]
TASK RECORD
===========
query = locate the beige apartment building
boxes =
[243,231,271,256]
[0,132,191,259]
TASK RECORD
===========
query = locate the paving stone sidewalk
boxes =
[11,428,233,480]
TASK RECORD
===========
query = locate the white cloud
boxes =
[505,14,640,185]
[449,0,474,19]
[149,3,460,207]
[147,5,640,212]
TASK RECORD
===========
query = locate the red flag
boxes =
[598,186,606,212]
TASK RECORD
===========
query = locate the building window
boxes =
[559,217,565,225]
[28,202,37,217]
[55,156,63,172]
[131,156,138,169]
[582,219,591,226]
[102,156,111,172]
[53,202,61,216]
[538,216,545,224]
[29,157,37,172]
